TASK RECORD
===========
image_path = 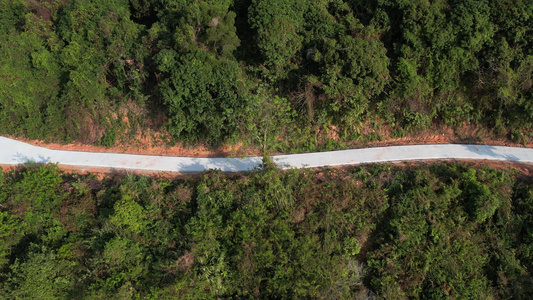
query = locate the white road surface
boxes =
[1,136,533,173]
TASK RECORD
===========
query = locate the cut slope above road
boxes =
[1,136,533,173]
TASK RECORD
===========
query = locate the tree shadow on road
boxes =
[13,152,51,164]
[461,145,521,162]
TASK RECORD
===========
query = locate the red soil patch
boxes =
[347,122,529,149]
[5,133,255,158]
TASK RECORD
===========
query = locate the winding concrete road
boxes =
[1,136,533,173]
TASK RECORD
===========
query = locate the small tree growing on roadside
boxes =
[241,86,295,155]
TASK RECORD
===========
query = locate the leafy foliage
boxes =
[1,163,533,298]
[0,0,532,146]
[157,50,247,144]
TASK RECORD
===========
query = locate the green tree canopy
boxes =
[157,50,247,143]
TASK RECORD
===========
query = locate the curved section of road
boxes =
[1,136,533,173]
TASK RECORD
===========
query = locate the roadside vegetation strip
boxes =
[2,137,533,173]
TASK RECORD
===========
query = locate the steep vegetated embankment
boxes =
[0,0,531,152]
[1,162,533,298]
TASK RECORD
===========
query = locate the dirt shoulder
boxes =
[339,121,531,149]
[4,134,250,158]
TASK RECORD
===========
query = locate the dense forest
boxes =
[0,0,532,150]
[3,1,533,299]
[1,162,533,298]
